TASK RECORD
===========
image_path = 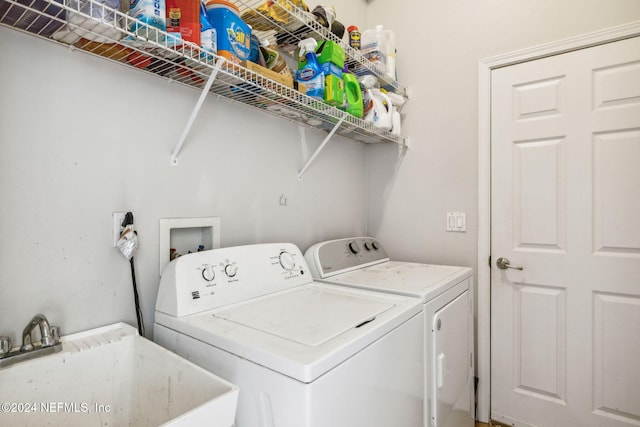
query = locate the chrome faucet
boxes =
[21,314,57,351]
[0,314,62,368]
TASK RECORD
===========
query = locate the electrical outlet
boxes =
[113,212,127,247]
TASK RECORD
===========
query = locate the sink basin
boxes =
[0,322,239,426]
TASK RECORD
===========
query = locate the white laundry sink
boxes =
[0,322,239,426]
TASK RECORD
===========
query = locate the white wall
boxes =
[0,0,368,340]
[365,0,640,269]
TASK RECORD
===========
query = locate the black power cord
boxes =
[122,212,145,337]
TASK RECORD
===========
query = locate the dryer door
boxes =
[433,290,473,427]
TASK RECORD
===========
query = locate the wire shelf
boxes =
[0,0,408,147]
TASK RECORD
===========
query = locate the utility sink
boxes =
[0,322,239,426]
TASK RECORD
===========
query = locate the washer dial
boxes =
[201,265,215,282]
[224,263,238,278]
[279,251,296,271]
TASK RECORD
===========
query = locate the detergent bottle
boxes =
[363,88,393,131]
[384,28,396,80]
[360,25,387,74]
[296,38,324,100]
[341,66,363,118]
[199,1,217,59]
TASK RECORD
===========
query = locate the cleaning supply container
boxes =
[297,40,344,71]
[261,40,287,73]
[384,28,396,80]
[363,88,392,130]
[296,38,324,100]
[347,25,361,50]
[341,67,363,118]
[199,1,217,59]
[128,0,166,40]
[205,0,251,63]
[361,25,387,73]
[324,71,344,107]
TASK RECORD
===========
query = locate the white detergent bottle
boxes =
[296,38,325,100]
[363,88,393,131]
[361,25,387,74]
[384,28,396,80]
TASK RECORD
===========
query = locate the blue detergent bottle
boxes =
[296,38,325,100]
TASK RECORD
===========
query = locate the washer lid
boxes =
[323,261,472,301]
[154,283,423,383]
[214,286,392,346]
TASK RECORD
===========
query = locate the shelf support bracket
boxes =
[297,114,346,180]
[170,57,224,165]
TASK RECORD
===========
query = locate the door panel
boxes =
[593,129,640,255]
[513,137,566,251]
[513,283,566,403]
[491,36,640,427]
[593,292,640,423]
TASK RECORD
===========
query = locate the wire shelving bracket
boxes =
[298,114,346,180]
[170,58,224,165]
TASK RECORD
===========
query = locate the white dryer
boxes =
[154,242,425,427]
[305,237,474,427]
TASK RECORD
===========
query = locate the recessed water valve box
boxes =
[159,217,221,275]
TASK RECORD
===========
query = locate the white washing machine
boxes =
[154,242,425,427]
[305,237,475,427]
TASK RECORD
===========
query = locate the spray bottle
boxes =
[296,38,324,100]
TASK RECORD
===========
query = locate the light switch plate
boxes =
[446,212,466,232]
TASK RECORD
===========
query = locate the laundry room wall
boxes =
[0,0,367,340]
[364,0,640,270]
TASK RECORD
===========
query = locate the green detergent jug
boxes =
[341,67,363,118]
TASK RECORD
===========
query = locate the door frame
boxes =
[476,20,640,423]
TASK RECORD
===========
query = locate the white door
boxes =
[490,36,640,427]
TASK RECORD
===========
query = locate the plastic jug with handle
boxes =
[384,28,396,80]
[363,89,393,131]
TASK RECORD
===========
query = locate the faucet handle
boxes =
[50,326,61,344]
[0,336,12,357]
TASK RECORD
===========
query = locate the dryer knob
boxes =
[279,251,296,271]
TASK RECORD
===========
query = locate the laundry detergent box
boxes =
[128,0,166,40]
[166,0,200,45]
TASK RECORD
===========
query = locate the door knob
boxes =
[496,257,523,270]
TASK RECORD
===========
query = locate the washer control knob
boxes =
[371,241,379,250]
[348,241,360,254]
[224,263,238,278]
[364,242,371,251]
[201,265,215,282]
[279,251,296,271]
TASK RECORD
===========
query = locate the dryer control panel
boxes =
[304,237,389,279]
[156,243,310,317]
